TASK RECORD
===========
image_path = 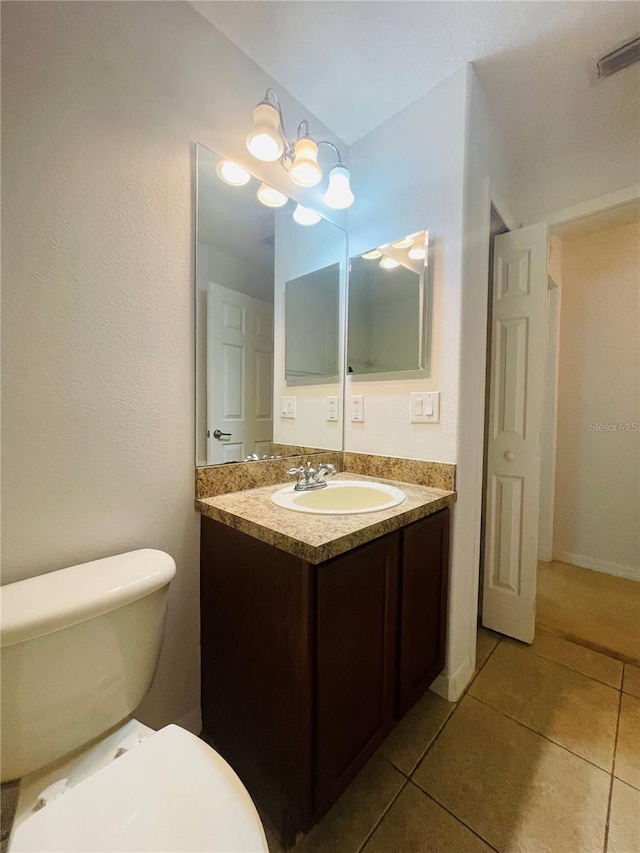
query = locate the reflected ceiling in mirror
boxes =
[347,231,430,378]
[195,144,347,467]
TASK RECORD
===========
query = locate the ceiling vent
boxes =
[596,36,640,79]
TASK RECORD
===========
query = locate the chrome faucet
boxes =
[287,462,338,491]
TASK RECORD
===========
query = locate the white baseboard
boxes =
[552,550,639,582]
[175,705,202,735]
[430,656,475,703]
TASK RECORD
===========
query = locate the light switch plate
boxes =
[280,396,296,419]
[410,391,440,423]
[327,396,339,422]
[350,395,364,423]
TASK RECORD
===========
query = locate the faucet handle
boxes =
[287,466,307,487]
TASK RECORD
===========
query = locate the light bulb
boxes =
[323,165,354,209]
[293,204,321,226]
[408,245,426,260]
[361,249,382,260]
[256,183,288,208]
[246,102,284,162]
[380,257,400,270]
[216,160,251,187]
[392,237,413,249]
[290,138,322,187]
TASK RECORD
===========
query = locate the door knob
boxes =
[504,451,515,461]
[213,429,231,440]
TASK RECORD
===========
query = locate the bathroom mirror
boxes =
[195,144,347,466]
[285,263,340,383]
[347,230,431,378]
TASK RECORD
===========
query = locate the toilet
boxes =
[0,549,268,852]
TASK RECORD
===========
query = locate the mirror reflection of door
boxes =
[195,142,347,467]
[195,144,276,466]
[207,283,273,464]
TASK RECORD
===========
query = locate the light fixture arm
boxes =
[297,120,311,140]
[261,88,294,159]
[317,140,344,166]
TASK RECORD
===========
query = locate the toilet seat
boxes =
[10,725,268,852]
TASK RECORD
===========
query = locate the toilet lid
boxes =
[10,725,268,852]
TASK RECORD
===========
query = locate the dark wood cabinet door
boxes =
[398,508,450,716]
[314,534,399,817]
[200,517,314,843]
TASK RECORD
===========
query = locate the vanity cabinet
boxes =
[398,508,450,715]
[200,507,450,847]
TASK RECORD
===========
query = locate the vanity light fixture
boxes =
[323,164,355,210]
[216,160,251,186]
[290,132,322,188]
[380,257,400,270]
[392,237,413,249]
[408,245,426,260]
[361,249,383,260]
[293,204,321,226]
[246,98,284,162]
[246,89,354,208]
[256,182,288,208]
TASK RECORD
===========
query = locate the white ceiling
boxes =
[191,1,640,144]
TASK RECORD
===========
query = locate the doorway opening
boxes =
[480,198,640,665]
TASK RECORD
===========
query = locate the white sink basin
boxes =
[271,481,406,515]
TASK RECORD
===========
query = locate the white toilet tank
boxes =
[0,549,176,782]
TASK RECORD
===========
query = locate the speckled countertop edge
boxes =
[196,473,455,564]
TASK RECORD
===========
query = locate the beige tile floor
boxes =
[537,561,640,664]
[266,628,640,853]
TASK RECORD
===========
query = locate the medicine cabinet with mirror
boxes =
[195,143,347,467]
[347,231,431,379]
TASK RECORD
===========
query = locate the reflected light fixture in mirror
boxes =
[347,228,430,378]
[293,204,322,226]
[216,160,251,186]
[245,89,354,209]
[257,183,288,208]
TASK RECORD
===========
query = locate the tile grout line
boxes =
[408,780,501,853]
[603,687,624,853]
[522,645,624,691]
[384,636,504,780]
[354,778,409,853]
[403,636,504,778]
[467,692,615,776]
[472,635,503,685]
[402,705,457,777]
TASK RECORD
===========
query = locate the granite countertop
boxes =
[196,472,455,564]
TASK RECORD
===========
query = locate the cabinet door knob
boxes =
[504,451,515,461]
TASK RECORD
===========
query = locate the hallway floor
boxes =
[537,560,640,664]
[266,628,640,853]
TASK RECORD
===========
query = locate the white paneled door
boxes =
[207,283,273,464]
[483,224,549,643]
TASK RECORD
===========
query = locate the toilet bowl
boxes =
[0,550,268,852]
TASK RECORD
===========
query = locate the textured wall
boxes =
[554,222,640,578]
[1,1,343,729]
[345,68,467,466]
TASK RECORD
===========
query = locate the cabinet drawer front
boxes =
[315,534,399,817]
[398,509,450,715]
